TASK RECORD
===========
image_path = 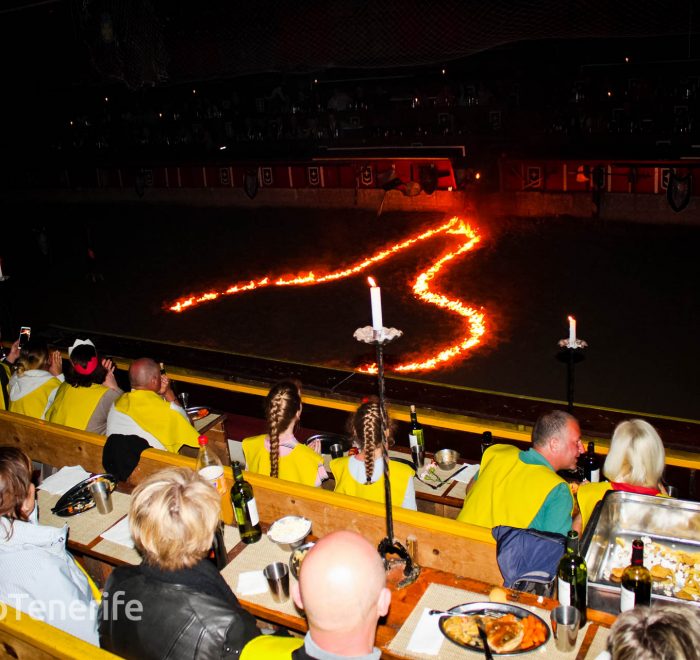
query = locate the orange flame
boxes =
[368,276,377,287]
[166,216,486,372]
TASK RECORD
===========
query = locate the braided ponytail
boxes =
[265,380,302,479]
[351,401,383,485]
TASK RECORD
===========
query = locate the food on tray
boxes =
[191,408,210,420]
[604,536,700,600]
[442,613,532,653]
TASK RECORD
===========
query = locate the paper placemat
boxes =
[387,582,591,659]
[38,490,131,545]
[586,626,610,659]
[221,534,302,617]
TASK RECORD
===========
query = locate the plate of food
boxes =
[438,602,550,655]
[50,473,117,517]
[186,406,211,421]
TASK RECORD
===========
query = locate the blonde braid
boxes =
[267,393,284,478]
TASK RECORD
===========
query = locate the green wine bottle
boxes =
[557,530,588,625]
[620,538,651,611]
[408,404,425,449]
[230,461,262,544]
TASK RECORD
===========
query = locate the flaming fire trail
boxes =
[167,216,486,372]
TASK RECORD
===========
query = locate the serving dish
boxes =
[50,473,117,517]
[289,541,316,580]
[186,405,211,421]
[438,602,550,655]
[268,515,312,551]
[581,490,700,613]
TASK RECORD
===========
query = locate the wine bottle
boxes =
[230,461,262,544]
[196,435,235,525]
[582,441,600,482]
[620,538,652,611]
[557,530,588,625]
[408,404,425,449]
[208,521,228,570]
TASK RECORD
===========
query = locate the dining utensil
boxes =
[263,562,290,603]
[476,618,494,660]
[268,516,312,551]
[51,473,117,517]
[550,605,579,652]
[289,541,316,580]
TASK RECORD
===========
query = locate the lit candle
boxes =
[568,315,576,345]
[368,277,383,332]
[0,259,3,278]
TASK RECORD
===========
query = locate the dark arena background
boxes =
[0,0,698,446]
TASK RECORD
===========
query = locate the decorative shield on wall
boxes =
[307,166,320,186]
[667,170,692,213]
[219,167,230,186]
[261,167,273,186]
[360,165,373,186]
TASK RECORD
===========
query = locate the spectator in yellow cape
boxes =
[243,380,326,487]
[45,338,122,434]
[106,358,199,453]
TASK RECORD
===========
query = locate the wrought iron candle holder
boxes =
[354,326,420,586]
[557,337,588,413]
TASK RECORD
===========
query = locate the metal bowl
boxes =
[434,448,460,471]
[289,541,316,580]
[268,515,312,551]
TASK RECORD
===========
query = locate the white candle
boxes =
[568,315,576,344]
[368,277,383,331]
[0,259,3,278]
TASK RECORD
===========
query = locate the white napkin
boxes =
[406,607,443,655]
[236,570,269,596]
[450,463,480,483]
[38,466,92,495]
[100,516,135,549]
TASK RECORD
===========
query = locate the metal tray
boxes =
[581,490,700,613]
[438,602,550,655]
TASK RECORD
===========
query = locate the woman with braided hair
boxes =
[242,380,327,487]
[331,399,416,510]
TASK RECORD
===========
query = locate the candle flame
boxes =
[568,315,575,322]
[166,216,487,372]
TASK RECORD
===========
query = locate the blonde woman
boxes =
[331,399,416,510]
[99,468,259,658]
[578,419,667,530]
[242,380,326,487]
[8,340,63,419]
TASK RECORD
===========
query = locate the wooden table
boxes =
[40,489,612,660]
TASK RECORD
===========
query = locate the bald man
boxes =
[241,530,391,659]
[105,358,199,453]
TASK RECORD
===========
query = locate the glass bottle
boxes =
[582,441,601,482]
[208,522,228,570]
[230,461,262,544]
[408,404,425,449]
[620,538,652,611]
[557,530,588,625]
[196,435,234,525]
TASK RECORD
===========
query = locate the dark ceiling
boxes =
[0,0,697,91]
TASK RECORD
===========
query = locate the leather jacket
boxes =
[99,561,259,660]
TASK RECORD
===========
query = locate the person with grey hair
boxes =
[458,410,583,534]
[595,604,700,660]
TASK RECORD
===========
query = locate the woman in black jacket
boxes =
[99,468,259,659]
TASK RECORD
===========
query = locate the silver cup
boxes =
[329,443,344,459]
[89,480,113,514]
[550,605,580,652]
[411,445,425,472]
[263,562,290,603]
